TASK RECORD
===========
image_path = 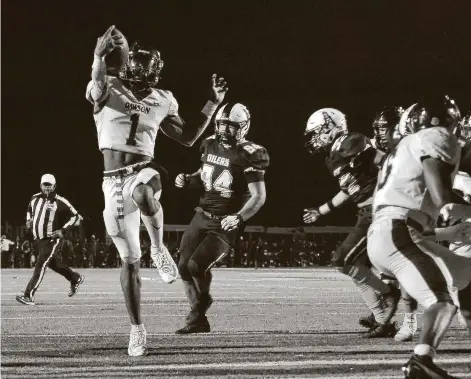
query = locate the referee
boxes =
[16,174,85,306]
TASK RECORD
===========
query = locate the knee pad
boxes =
[122,256,140,264]
[178,259,192,281]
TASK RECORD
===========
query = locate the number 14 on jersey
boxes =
[201,164,234,198]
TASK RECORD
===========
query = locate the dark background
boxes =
[2,0,471,237]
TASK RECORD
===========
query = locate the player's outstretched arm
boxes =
[160,74,228,147]
[303,191,350,224]
[87,25,125,103]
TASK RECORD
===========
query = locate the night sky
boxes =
[3,0,471,237]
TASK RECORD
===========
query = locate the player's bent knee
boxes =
[132,184,154,208]
[122,255,140,265]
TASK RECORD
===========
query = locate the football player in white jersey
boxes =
[367,95,471,378]
[86,26,228,356]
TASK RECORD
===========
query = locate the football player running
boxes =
[359,107,423,342]
[367,96,471,378]
[86,26,228,356]
[303,108,400,338]
[174,103,269,334]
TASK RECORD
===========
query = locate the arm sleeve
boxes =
[85,76,112,105]
[243,145,270,183]
[420,128,460,165]
[59,198,80,230]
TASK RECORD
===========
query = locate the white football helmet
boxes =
[304,108,348,154]
[214,102,251,145]
[397,103,419,138]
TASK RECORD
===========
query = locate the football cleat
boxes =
[359,313,379,331]
[16,295,35,306]
[151,245,178,284]
[69,274,85,297]
[367,321,398,338]
[128,325,147,357]
[402,354,459,379]
[395,315,418,342]
[175,317,211,335]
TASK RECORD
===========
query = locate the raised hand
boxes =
[209,74,228,104]
[94,25,125,58]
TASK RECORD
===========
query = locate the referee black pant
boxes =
[25,238,80,298]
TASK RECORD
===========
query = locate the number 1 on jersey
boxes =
[126,114,140,146]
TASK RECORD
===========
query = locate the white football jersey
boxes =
[86,76,179,158]
[453,171,471,197]
[373,127,461,224]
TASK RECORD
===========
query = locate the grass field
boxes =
[1,268,470,378]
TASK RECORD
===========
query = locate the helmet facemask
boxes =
[214,103,251,146]
[304,109,347,155]
[119,43,164,90]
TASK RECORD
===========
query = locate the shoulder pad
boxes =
[240,141,270,170]
[420,127,459,165]
[332,132,372,158]
[200,135,216,154]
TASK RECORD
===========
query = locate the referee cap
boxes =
[41,173,56,185]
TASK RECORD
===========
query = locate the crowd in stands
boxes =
[1,225,346,269]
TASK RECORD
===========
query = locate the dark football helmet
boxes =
[119,42,164,88]
[372,106,404,152]
[409,95,461,131]
[214,103,251,145]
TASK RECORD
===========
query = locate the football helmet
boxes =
[214,102,251,145]
[119,42,164,87]
[40,173,56,196]
[459,111,471,146]
[304,108,348,154]
[410,95,461,131]
[372,106,404,152]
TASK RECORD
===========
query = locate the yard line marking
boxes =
[1,358,469,371]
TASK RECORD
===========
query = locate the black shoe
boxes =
[367,321,397,338]
[175,317,210,334]
[16,295,35,306]
[402,354,459,379]
[359,313,378,331]
[69,274,85,297]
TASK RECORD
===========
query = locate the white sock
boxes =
[141,206,163,248]
[131,323,145,332]
[414,344,435,359]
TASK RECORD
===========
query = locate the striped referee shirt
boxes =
[26,193,81,240]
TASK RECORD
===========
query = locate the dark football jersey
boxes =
[325,132,379,204]
[199,136,270,215]
[459,141,471,176]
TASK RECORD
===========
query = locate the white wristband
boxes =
[201,101,218,117]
